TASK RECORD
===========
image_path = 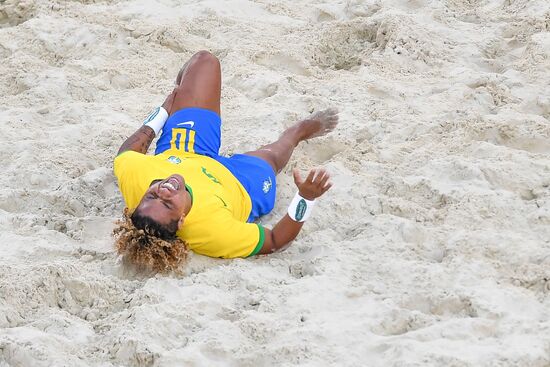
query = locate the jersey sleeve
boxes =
[189,210,265,259]
[112,151,147,209]
[113,150,139,180]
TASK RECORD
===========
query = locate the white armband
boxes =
[287,192,316,222]
[143,107,169,136]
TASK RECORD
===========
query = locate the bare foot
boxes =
[297,108,339,141]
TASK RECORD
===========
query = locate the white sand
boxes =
[1,0,549,365]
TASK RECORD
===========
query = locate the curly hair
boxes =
[113,208,188,273]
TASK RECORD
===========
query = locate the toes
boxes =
[326,119,338,128]
[326,107,338,115]
[310,107,339,120]
[313,110,339,122]
[310,111,323,120]
[323,108,338,118]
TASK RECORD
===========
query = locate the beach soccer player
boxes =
[113,51,339,272]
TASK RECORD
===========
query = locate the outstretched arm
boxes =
[258,168,332,254]
[116,90,176,156]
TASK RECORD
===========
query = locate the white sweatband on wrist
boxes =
[143,107,169,136]
[287,192,316,222]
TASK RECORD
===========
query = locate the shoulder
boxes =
[113,151,156,175]
[114,150,144,164]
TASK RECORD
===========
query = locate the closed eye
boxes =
[146,193,172,209]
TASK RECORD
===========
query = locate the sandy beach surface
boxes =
[1,0,549,366]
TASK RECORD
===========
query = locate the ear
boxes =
[177,215,185,230]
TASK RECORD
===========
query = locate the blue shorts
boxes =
[155,108,276,222]
[155,107,221,157]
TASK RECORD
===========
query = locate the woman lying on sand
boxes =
[113,51,338,272]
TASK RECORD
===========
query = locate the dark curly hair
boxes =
[130,209,180,240]
[113,208,188,273]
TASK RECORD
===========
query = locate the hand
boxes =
[292,168,332,201]
[161,88,177,114]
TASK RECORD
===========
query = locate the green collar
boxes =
[185,183,193,204]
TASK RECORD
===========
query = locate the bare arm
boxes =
[117,126,156,156]
[116,89,177,156]
[258,168,332,254]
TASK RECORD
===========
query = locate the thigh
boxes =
[243,149,278,174]
[170,51,222,116]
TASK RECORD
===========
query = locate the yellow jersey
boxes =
[113,150,264,258]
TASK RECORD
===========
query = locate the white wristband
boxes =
[143,107,169,136]
[287,192,316,222]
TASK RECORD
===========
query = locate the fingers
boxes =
[318,170,330,187]
[295,167,333,198]
[315,169,332,193]
[303,169,330,183]
[311,168,327,182]
[306,169,316,183]
[309,169,333,189]
[293,168,303,185]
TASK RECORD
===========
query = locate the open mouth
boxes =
[161,176,182,191]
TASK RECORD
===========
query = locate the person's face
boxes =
[136,174,192,229]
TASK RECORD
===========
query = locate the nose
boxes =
[157,185,172,199]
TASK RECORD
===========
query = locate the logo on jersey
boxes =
[167,156,181,164]
[202,167,221,184]
[177,121,195,128]
[262,177,272,194]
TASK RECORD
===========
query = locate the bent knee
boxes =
[191,50,220,66]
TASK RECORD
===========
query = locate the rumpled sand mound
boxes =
[1,0,549,366]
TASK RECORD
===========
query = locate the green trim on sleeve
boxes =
[248,224,265,257]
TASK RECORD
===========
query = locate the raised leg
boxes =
[169,50,221,116]
[244,108,339,173]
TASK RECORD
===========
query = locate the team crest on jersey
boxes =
[262,177,272,194]
[167,156,181,164]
